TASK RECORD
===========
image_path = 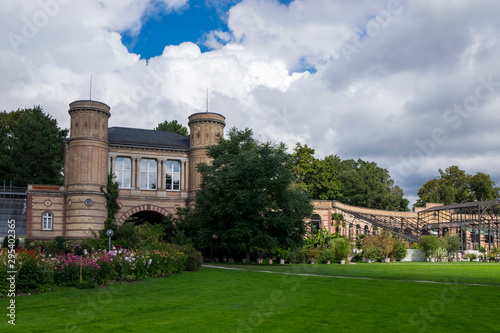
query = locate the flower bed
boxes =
[0,243,201,294]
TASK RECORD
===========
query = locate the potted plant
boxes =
[332,237,352,264]
[479,246,487,262]
[488,247,499,262]
[442,234,461,261]
[363,245,382,263]
[419,235,442,262]
[306,247,321,264]
[435,247,448,262]
[275,248,289,265]
[319,248,335,264]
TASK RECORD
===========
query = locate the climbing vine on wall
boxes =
[100,173,120,237]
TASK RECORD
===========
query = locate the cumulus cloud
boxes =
[1,0,500,206]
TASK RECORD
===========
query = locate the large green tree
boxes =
[290,143,341,200]
[0,106,68,186]
[415,166,499,206]
[155,120,189,137]
[290,143,408,210]
[193,128,314,263]
[333,157,409,211]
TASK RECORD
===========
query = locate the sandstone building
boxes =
[26,100,225,239]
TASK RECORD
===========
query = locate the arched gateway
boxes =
[116,205,173,226]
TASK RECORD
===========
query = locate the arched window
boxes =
[356,224,361,235]
[311,214,321,233]
[42,212,52,230]
[364,225,370,235]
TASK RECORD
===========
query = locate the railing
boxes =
[0,185,27,197]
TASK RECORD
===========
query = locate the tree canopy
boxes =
[155,120,189,137]
[0,106,68,186]
[334,157,409,211]
[415,166,499,207]
[290,143,409,211]
[290,143,341,200]
[192,128,314,263]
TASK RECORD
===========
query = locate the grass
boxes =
[1,262,499,332]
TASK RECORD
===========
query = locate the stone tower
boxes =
[64,100,110,238]
[188,112,226,200]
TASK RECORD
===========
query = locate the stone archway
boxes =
[116,205,173,226]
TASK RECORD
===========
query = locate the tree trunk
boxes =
[246,244,251,264]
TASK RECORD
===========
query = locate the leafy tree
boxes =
[470,172,499,201]
[419,235,442,258]
[192,128,314,263]
[0,106,68,186]
[415,166,499,206]
[155,120,189,137]
[330,237,352,261]
[290,143,341,200]
[442,234,462,259]
[334,158,409,211]
[290,143,408,210]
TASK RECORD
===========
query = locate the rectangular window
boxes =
[140,159,157,190]
[42,212,52,230]
[165,160,180,191]
[115,157,131,188]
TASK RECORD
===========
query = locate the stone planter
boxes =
[242,258,246,264]
[228,258,234,264]
[326,260,331,264]
[279,259,285,264]
[340,259,346,265]
[257,258,263,264]
[429,257,436,262]
[366,259,374,263]
[384,257,390,263]
[268,259,273,264]
[309,259,315,264]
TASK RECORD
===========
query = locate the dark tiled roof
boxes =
[108,127,190,150]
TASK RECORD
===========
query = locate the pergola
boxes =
[417,199,500,251]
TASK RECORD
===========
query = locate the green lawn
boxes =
[1,263,499,332]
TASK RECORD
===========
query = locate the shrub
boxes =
[442,235,461,258]
[17,251,48,292]
[319,248,335,263]
[420,235,442,258]
[304,248,321,262]
[274,248,290,260]
[331,238,352,260]
[362,232,394,259]
[350,252,363,262]
[54,236,66,250]
[464,252,477,261]
[288,248,307,263]
[435,247,448,261]
[364,246,383,261]
[391,241,408,260]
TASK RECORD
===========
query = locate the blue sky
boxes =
[122,0,295,58]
